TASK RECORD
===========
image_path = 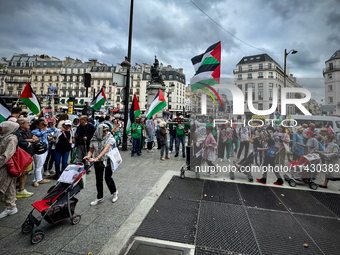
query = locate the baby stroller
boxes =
[232,150,255,182]
[284,152,320,190]
[180,143,205,179]
[21,163,88,244]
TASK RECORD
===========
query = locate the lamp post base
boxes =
[122,142,128,151]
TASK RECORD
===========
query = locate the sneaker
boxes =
[90,198,104,206]
[43,170,51,177]
[227,158,231,162]
[220,159,223,162]
[49,170,56,175]
[256,178,267,184]
[16,189,34,198]
[169,151,172,154]
[112,191,119,203]
[274,178,284,186]
[175,153,179,157]
[0,207,18,219]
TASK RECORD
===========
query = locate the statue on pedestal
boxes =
[150,56,164,86]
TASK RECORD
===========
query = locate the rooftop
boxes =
[236,53,281,68]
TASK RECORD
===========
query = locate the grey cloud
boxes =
[327,34,340,44]
[326,11,340,30]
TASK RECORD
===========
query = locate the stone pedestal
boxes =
[146,83,165,115]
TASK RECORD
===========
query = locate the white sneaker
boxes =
[228,158,231,162]
[44,170,51,177]
[112,191,119,203]
[0,207,18,219]
[169,151,172,154]
[49,170,56,175]
[90,198,104,206]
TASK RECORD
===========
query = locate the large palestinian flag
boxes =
[91,87,107,110]
[0,97,10,123]
[191,41,221,91]
[146,88,167,119]
[19,82,41,114]
[126,94,141,134]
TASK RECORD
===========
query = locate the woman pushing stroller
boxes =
[83,124,118,206]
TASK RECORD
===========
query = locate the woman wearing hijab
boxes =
[145,114,157,152]
[0,121,20,218]
[84,124,118,206]
[204,126,218,175]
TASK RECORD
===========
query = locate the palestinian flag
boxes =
[0,97,10,123]
[146,88,167,119]
[191,41,221,91]
[19,82,41,114]
[126,94,141,134]
[91,87,107,110]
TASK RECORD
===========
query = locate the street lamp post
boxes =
[167,83,175,112]
[283,49,297,115]
[121,0,134,151]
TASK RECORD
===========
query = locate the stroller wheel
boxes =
[288,179,296,187]
[22,221,34,234]
[71,215,81,225]
[309,182,318,190]
[283,174,290,182]
[31,230,44,244]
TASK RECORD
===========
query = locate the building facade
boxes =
[2,54,37,108]
[233,53,301,120]
[32,56,62,109]
[323,50,340,116]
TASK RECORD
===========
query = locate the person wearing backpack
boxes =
[0,121,20,218]
[256,131,284,185]
[304,131,319,153]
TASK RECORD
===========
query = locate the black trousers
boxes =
[237,141,249,159]
[44,148,54,171]
[94,161,116,199]
[147,141,153,150]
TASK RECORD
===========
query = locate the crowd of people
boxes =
[190,118,340,188]
[1,107,339,219]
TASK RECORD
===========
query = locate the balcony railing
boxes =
[323,65,340,74]
[5,78,30,83]
[233,65,276,74]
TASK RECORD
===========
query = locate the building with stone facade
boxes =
[0,57,9,104]
[2,54,36,108]
[233,53,302,120]
[32,55,62,109]
[323,50,340,116]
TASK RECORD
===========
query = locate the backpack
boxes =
[266,145,276,159]
[312,138,324,152]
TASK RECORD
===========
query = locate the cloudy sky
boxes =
[1,0,339,103]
